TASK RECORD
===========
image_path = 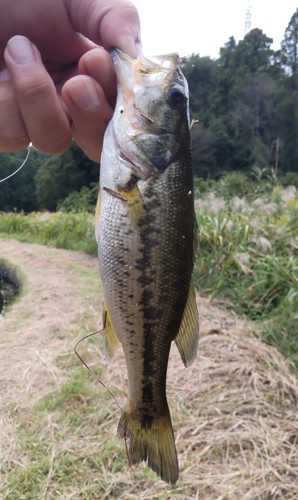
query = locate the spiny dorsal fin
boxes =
[102,304,121,365]
[174,282,199,367]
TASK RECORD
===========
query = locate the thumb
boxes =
[64,0,141,58]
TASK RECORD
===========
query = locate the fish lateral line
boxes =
[103,186,128,202]
[74,328,123,412]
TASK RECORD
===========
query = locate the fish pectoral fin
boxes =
[102,305,121,365]
[118,183,149,230]
[95,190,101,244]
[174,282,199,367]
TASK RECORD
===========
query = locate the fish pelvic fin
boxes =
[102,304,121,365]
[117,408,179,484]
[175,282,199,367]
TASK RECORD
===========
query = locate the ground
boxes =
[1,238,298,499]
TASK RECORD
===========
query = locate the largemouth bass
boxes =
[97,49,199,484]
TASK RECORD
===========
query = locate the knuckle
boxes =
[20,78,54,104]
[0,136,30,153]
[33,130,72,155]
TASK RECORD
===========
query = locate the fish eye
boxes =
[166,85,186,107]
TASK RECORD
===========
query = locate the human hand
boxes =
[0,0,141,161]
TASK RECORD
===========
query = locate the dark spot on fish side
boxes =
[124,174,140,190]
[141,414,154,428]
[137,275,154,286]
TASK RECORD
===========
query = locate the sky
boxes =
[131,0,298,59]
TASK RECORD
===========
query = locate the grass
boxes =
[194,185,298,365]
[0,183,297,367]
[0,211,97,255]
[1,222,298,498]
[3,293,298,499]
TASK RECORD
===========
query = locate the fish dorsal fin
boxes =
[174,282,199,367]
[102,304,121,365]
[95,191,101,243]
[118,183,149,231]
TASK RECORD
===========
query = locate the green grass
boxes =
[194,185,298,364]
[1,366,128,500]
[0,211,97,255]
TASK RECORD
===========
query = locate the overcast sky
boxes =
[131,0,297,59]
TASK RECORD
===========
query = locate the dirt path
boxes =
[0,238,101,409]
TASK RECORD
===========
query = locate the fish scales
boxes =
[97,50,199,484]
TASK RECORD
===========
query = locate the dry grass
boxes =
[1,239,298,499]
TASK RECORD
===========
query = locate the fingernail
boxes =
[0,69,11,82]
[70,79,100,111]
[7,35,36,64]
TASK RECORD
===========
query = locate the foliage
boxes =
[0,211,97,255]
[185,11,298,177]
[35,142,99,211]
[194,183,298,364]
[280,7,298,78]
[1,174,298,367]
[1,9,298,211]
[58,183,98,213]
[0,148,45,212]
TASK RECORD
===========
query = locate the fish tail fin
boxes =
[117,408,179,484]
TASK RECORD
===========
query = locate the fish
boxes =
[96,49,199,484]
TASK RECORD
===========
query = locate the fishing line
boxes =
[0,144,32,183]
[74,329,123,413]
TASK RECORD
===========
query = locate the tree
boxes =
[275,8,298,171]
[281,8,298,79]
[231,73,276,168]
[35,142,99,211]
[181,54,219,126]
[0,149,44,212]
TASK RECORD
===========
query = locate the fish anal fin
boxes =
[175,282,199,368]
[117,407,178,484]
[118,183,149,230]
[102,305,121,365]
